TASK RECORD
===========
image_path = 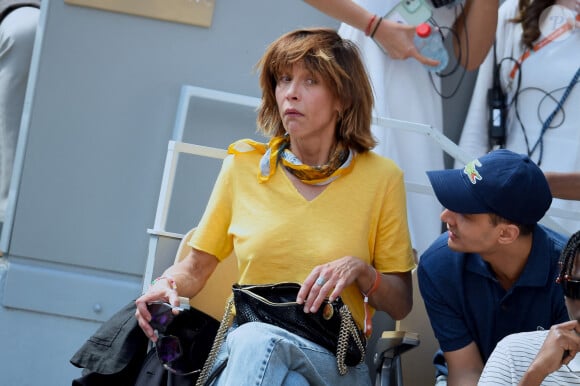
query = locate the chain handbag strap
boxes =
[195,297,234,386]
[336,305,366,376]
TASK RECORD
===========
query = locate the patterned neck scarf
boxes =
[228,135,355,186]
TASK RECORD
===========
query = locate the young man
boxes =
[479,230,580,385]
[418,149,569,386]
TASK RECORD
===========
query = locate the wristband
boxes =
[364,14,377,36]
[370,17,383,38]
[361,266,381,337]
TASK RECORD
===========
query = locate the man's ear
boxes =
[497,223,520,244]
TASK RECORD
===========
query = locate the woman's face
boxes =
[275,62,340,142]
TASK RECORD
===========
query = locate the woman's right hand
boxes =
[135,276,181,342]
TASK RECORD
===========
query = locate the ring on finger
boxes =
[315,276,326,286]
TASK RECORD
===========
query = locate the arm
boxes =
[295,155,413,320]
[444,341,485,386]
[544,172,580,200]
[452,0,499,70]
[360,267,413,320]
[135,247,219,341]
[304,0,499,70]
[417,253,484,385]
[303,0,439,66]
[519,320,580,386]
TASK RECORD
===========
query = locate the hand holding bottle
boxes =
[413,23,449,73]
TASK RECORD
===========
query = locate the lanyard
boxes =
[510,14,580,80]
[528,66,580,165]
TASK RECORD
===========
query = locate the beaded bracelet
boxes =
[361,267,381,337]
[364,14,377,36]
[151,275,177,291]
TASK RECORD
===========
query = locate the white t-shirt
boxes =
[479,330,580,385]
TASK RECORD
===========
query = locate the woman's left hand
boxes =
[296,256,369,313]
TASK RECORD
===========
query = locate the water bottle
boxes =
[414,23,449,73]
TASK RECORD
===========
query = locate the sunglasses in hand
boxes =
[147,301,200,376]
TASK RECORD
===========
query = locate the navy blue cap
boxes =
[426,149,552,225]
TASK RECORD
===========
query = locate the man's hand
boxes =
[521,320,580,385]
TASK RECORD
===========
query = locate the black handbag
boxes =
[232,282,366,375]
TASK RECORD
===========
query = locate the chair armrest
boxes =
[373,331,420,367]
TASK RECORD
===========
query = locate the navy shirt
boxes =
[418,224,568,367]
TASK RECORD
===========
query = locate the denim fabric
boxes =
[209,322,371,386]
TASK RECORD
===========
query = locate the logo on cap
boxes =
[463,159,482,184]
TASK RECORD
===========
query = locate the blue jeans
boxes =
[209,322,371,386]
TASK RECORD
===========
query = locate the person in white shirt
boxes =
[458,0,580,233]
[479,230,580,386]
[304,0,498,257]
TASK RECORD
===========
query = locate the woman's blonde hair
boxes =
[256,28,377,153]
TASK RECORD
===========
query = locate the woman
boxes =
[135,28,415,385]
[458,0,580,231]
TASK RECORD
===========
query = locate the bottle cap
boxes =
[416,23,432,38]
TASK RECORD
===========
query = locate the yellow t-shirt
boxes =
[190,147,415,328]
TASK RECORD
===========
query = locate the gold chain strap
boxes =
[336,305,366,376]
[195,298,234,386]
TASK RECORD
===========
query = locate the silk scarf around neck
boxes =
[228,136,355,186]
